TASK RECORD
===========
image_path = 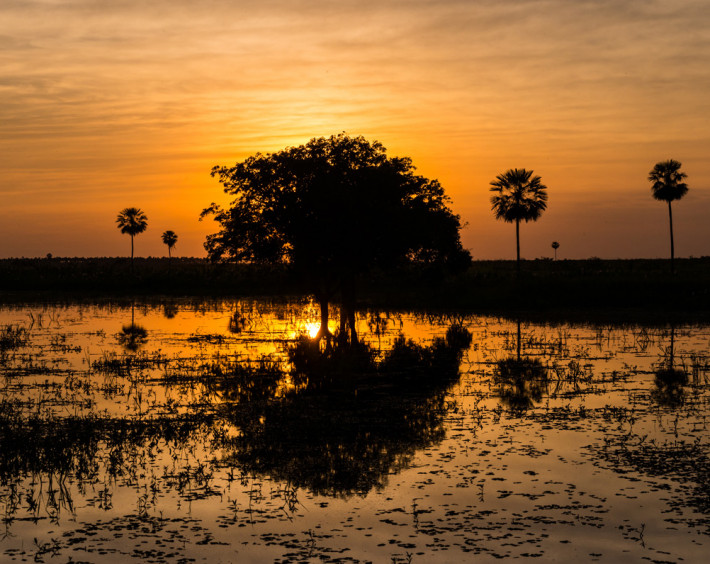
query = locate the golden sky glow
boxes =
[1,0,709,259]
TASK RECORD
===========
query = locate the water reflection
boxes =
[117,302,149,352]
[162,302,178,319]
[494,318,548,414]
[221,325,471,496]
[653,326,688,407]
[1,300,710,562]
[0,318,471,528]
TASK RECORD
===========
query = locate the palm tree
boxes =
[551,241,560,260]
[490,169,548,272]
[161,230,178,259]
[116,207,148,267]
[649,159,688,273]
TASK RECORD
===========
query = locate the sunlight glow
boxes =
[304,322,321,339]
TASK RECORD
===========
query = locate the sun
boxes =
[303,321,321,339]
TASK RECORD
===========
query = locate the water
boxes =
[0,299,708,563]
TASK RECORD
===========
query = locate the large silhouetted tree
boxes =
[649,159,688,273]
[490,168,548,273]
[116,207,148,268]
[202,134,470,343]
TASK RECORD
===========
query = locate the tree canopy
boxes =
[116,207,148,263]
[161,230,178,259]
[202,134,470,341]
[489,168,548,269]
[649,159,688,204]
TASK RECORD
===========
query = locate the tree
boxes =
[490,169,548,272]
[116,207,148,267]
[649,159,688,273]
[161,230,178,259]
[202,134,470,344]
[551,241,559,260]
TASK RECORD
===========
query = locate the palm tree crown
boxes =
[161,230,178,259]
[116,207,148,262]
[161,230,178,249]
[490,169,548,223]
[116,207,148,237]
[649,159,688,203]
[490,169,548,269]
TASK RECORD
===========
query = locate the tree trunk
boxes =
[315,294,331,343]
[515,219,520,274]
[131,235,135,273]
[348,307,358,345]
[668,201,675,274]
[338,278,359,345]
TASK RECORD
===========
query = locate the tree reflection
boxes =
[0,321,472,526]
[653,326,688,407]
[162,302,179,319]
[494,318,548,414]
[218,324,472,497]
[117,302,149,352]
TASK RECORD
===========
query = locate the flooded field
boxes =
[0,299,709,563]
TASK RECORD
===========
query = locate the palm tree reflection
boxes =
[117,302,149,352]
[652,326,688,407]
[494,318,548,414]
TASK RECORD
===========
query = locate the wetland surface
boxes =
[0,299,709,563]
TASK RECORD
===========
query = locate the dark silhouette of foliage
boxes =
[116,207,148,266]
[221,324,472,496]
[649,159,688,273]
[161,230,178,259]
[552,241,560,260]
[490,169,548,272]
[203,134,470,342]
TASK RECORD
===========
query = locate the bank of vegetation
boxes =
[1,257,709,316]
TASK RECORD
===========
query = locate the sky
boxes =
[1,0,709,260]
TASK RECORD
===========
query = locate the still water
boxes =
[0,299,708,563]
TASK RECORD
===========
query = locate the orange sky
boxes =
[1,0,709,259]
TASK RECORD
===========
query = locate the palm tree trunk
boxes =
[515,219,520,274]
[668,201,675,274]
[131,235,135,273]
